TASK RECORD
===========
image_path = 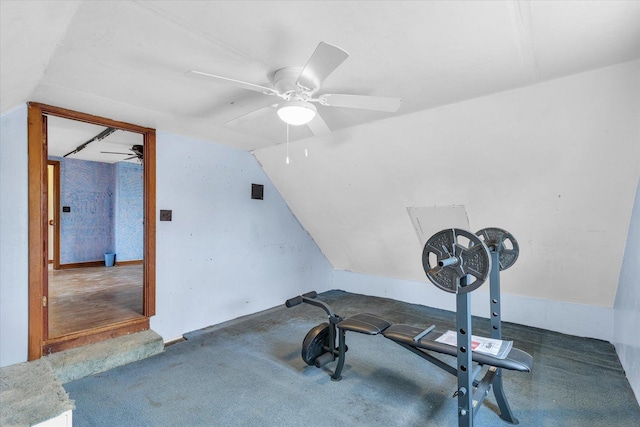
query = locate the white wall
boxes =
[614,177,640,401]
[0,104,29,367]
[255,60,640,340]
[152,131,333,341]
[334,270,613,341]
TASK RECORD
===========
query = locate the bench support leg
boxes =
[488,250,519,424]
[331,328,346,381]
[493,368,519,424]
[456,286,473,427]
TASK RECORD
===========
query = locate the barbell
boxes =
[422,227,519,294]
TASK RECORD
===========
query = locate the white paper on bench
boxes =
[434,330,513,359]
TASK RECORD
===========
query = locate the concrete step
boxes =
[1,330,163,426]
[46,329,164,384]
[0,358,74,427]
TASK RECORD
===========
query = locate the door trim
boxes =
[47,160,60,270]
[28,102,156,360]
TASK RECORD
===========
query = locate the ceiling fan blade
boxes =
[186,70,278,95]
[124,156,137,161]
[307,112,331,137]
[101,151,131,155]
[319,94,402,112]
[296,42,349,92]
[225,104,278,127]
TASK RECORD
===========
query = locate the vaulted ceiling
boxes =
[2,1,639,309]
[2,1,639,153]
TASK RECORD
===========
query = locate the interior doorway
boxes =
[28,102,157,359]
[46,117,147,340]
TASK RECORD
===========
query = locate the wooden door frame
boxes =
[28,102,156,359]
[47,160,61,270]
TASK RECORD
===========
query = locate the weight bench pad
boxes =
[383,324,533,372]
[337,313,392,335]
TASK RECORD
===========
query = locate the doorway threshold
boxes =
[46,328,164,384]
[43,317,149,355]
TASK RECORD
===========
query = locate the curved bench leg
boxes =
[493,368,519,424]
[331,328,346,381]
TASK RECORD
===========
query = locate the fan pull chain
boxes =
[286,123,290,165]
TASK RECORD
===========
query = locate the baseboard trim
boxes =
[58,259,143,269]
[59,261,104,269]
[115,260,143,266]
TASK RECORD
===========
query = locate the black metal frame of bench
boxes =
[286,246,532,427]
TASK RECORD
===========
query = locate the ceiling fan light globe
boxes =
[277,101,317,126]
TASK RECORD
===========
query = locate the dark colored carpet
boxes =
[65,290,639,426]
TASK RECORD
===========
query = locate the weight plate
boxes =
[475,227,519,271]
[422,228,491,294]
[301,323,330,366]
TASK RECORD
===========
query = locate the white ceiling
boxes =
[2,1,639,154]
[46,115,144,164]
[2,1,639,309]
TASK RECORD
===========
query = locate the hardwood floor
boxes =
[48,265,144,338]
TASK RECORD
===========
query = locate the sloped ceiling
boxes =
[2,1,639,307]
[256,59,640,307]
[1,1,639,152]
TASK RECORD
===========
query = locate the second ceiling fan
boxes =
[187,42,402,136]
[101,145,143,162]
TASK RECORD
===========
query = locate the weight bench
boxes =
[287,228,533,427]
[337,314,532,373]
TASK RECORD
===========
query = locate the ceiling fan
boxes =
[101,145,143,162]
[186,42,402,136]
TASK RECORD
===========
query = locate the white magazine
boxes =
[435,330,513,359]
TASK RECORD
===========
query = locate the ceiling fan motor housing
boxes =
[273,67,310,100]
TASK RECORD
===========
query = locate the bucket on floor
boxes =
[105,253,116,267]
